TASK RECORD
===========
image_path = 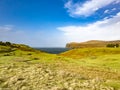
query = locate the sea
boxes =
[34,48,71,54]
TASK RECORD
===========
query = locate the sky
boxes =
[0,0,120,47]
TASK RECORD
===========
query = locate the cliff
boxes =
[66,40,120,48]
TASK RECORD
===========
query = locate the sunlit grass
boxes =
[0,46,120,89]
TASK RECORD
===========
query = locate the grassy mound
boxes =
[0,41,35,52]
[60,48,120,59]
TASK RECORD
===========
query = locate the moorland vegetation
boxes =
[0,41,120,90]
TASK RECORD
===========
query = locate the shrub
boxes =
[116,44,119,48]
[6,42,11,46]
[106,44,119,48]
[3,53,11,56]
[33,57,39,60]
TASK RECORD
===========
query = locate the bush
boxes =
[116,44,119,48]
[0,41,6,46]
[6,42,11,46]
[33,57,39,60]
[106,44,119,48]
[3,53,11,56]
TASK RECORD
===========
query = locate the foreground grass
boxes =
[0,47,120,90]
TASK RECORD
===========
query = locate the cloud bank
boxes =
[58,12,120,42]
[64,0,120,17]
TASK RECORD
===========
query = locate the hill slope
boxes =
[0,41,35,52]
[60,47,120,59]
[66,40,120,48]
[0,42,120,90]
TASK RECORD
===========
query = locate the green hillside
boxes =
[0,41,35,52]
[60,48,120,59]
[0,42,120,90]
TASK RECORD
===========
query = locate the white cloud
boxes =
[104,10,109,14]
[112,8,116,11]
[57,12,120,42]
[104,8,117,14]
[65,0,119,17]
[0,25,14,32]
[115,0,120,4]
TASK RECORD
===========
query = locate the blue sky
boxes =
[0,0,120,47]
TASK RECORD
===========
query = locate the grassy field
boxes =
[0,45,120,90]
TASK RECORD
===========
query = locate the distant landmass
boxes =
[66,40,120,48]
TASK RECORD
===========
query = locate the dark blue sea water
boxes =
[34,48,71,54]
